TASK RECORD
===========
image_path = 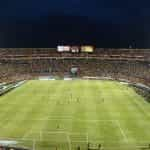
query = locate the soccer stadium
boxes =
[0,47,150,150]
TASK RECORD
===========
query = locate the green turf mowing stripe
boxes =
[0,80,150,150]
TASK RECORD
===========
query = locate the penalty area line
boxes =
[31,118,116,122]
[115,120,128,143]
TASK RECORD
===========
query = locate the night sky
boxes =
[0,0,150,48]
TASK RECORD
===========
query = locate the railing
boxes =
[0,48,150,61]
[0,55,149,61]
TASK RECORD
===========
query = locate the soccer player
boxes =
[70,93,72,99]
[57,124,60,129]
[98,144,101,150]
[102,98,104,103]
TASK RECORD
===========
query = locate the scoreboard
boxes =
[57,45,94,53]
[71,46,80,53]
[81,46,94,53]
[57,46,70,52]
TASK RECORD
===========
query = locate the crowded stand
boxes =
[0,47,150,87]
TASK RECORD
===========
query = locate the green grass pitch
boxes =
[0,80,150,150]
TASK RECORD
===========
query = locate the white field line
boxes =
[8,118,117,122]
[40,131,42,141]
[31,131,88,137]
[0,118,118,122]
[0,136,127,143]
[68,132,88,136]
[33,139,36,150]
[115,120,128,143]
[0,136,34,142]
[33,131,67,134]
[86,132,89,144]
[49,115,73,118]
[46,118,115,122]
[132,97,150,117]
[21,130,33,140]
[58,118,114,122]
[2,119,139,145]
[48,116,73,119]
[66,132,72,150]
